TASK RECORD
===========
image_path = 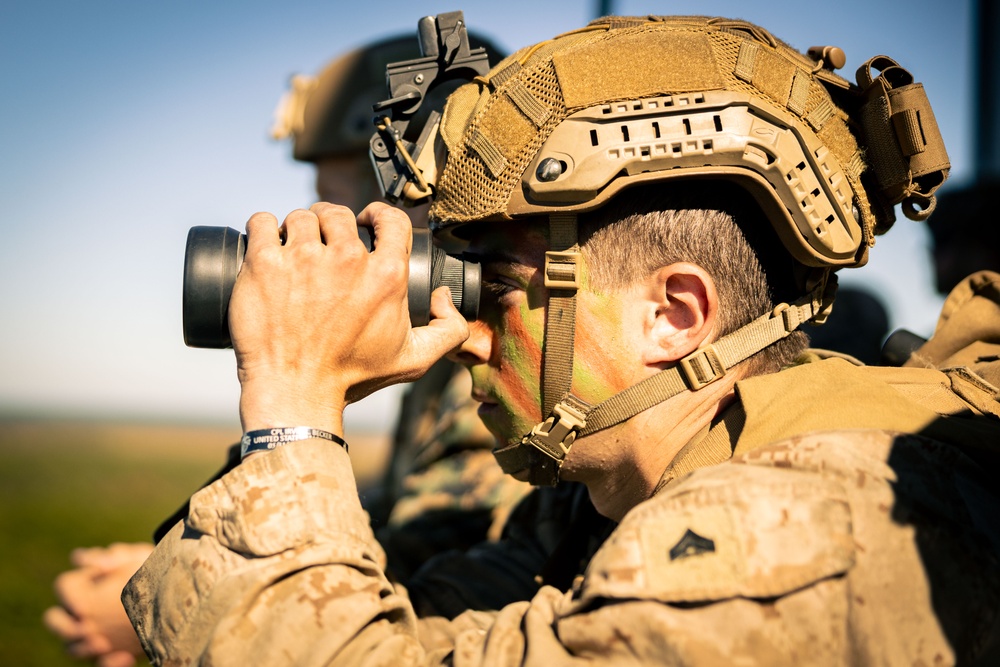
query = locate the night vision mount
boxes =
[370,11,492,203]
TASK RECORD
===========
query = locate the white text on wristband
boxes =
[240,427,349,459]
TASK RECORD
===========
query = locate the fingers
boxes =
[245,205,366,277]
[246,202,409,265]
[357,201,413,258]
[245,211,280,254]
[43,605,112,659]
[43,605,84,641]
[250,203,365,255]
[53,568,89,611]
[429,286,471,344]
[234,200,464,411]
[281,208,321,245]
[67,632,113,658]
[69,543,152,573]
[408,287,471,368]
[70,545,109,569]
[310,202,363,249]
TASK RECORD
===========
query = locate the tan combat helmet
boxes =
[273,33,504,162]
[392,16,951,485]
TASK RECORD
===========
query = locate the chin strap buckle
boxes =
[544,250,582,290]
[679,344,726,390]
[523,396,591,463]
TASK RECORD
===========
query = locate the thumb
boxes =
[408,287,470,365]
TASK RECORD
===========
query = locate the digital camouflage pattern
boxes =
[124,273,1000,666]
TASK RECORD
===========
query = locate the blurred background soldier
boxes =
[42,32,529,667]
[805,285,890,365]
[926,179,1000,296]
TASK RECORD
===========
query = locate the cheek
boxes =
[497,298,544,422]
[475,291,545,428]
[571,293,635,403]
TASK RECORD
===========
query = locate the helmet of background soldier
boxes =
[272,33,505,162]
[390,15,951,485]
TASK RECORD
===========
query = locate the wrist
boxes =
[238,379,347,436]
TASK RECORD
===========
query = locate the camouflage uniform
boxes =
[150,360,531,583]
[127,14,998,664]
[124,272,1000,665]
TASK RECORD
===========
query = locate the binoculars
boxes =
[182,225,480,348]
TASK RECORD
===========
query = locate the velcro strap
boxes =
[787,69,811,116]
[891,108,925,156]
[469,129,508,178]
[507,79,551,127]
[734,40,758,83]
[888,84,949,178]
[490,60,522,88]
[805,97,835,131]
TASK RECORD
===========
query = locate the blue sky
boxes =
[0,0,973,430]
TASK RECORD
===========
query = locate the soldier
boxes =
[125,15,1000,666]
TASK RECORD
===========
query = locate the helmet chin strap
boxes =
[491,213,838,486]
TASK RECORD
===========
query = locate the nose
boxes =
[447,319,492,366]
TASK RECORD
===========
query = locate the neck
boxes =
[566,374,740,522]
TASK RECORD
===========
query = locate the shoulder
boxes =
[580,431,860,604]
[580,428,1000,605]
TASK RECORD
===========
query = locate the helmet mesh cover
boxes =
[430,17,885,266]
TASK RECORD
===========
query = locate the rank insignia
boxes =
[669,528,716,560]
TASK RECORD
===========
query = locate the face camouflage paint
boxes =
[467,223,642,449]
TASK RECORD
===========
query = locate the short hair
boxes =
[579,181,809,376]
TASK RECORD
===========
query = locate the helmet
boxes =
[384,16,951,485]
[428,16,948,265]
[272,33,504,162]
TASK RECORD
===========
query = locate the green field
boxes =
[0,417,388,665]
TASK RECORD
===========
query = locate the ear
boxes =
[644,262,719,364]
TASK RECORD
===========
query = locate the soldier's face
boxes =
[452,222,645,453]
